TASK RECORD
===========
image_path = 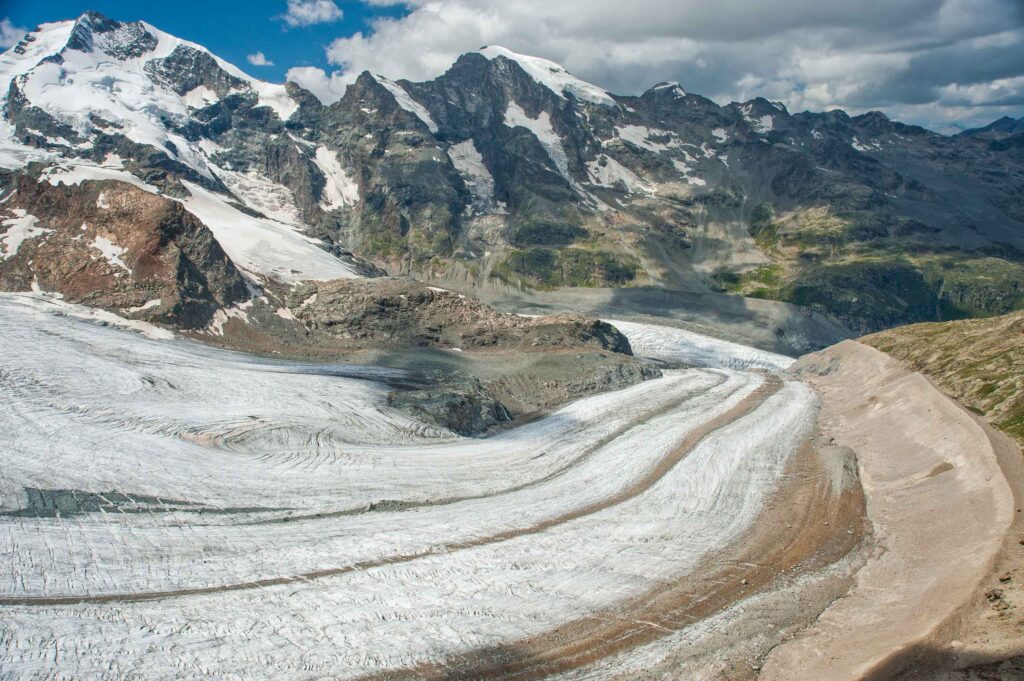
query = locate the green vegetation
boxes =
[918,256,1024,320]
[747,203,779,252]
[788,258,938,334]
[712,264,785,299]
[733,202,1024,333]
[494,247,638,289]
[863,311,1024,445]
[509,219,588,247]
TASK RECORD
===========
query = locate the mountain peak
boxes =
[74,9,119,30]
[477,45,616,107]
[644,81,687,99]
[964,115,1024,137]
[65,10,158,60]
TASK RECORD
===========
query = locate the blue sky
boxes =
[2,0,1022,131]
[1,0,407,83]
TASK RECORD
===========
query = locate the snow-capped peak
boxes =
[478,45,616,107]
[648,81,687,98]
[371,74,439,133]
[0,11,297,172]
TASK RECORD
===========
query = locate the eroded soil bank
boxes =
[760,341,1020,681]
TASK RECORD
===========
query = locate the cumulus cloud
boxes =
[286,65,350,103]
[0,18,28,49]
[283,0,343,28]
[247,51,274,66]
[292,0,1024,130]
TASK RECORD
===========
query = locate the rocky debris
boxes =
[986,588,1011,612]
[287,278,633,354]
[145,44,247,97]
[65,11,159,60]
[388,373,513,436]
[171,276,658,435]
[0,176,248,328]
[484,354,661,417]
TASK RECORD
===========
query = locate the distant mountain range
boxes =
[2,10,1023,334]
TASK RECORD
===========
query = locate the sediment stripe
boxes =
[0,377,781,607]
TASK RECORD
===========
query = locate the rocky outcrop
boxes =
[286,278,633,353]
[387,374,513,436]
[0,176,248,328]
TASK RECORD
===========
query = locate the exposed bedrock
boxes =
[0,175,248,328]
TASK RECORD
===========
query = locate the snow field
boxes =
[177,181,360,283]
[608,319,796,371]
[480,46,617,107]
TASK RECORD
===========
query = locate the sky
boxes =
[3,0,1023,133]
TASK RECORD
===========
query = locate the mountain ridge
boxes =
[2,10,1023,335]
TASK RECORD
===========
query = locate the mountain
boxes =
[2,11,1024,335]
[957,115,1024,139]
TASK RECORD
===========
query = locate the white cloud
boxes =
[293,0,1024,128]
[247,51,274,66]
[286,65,349,103]
[283,0,344,28]
[0,18,28,49]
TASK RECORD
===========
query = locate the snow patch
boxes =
[90,235,130,272]
[126,298,162,314]
[372,75,438,133]
[447,139,503,213]
[480,46,616,107]
[43,162,160,194]
[586,155,653,194]
[182,85,220,109]
[1,210,50,259]
[313,146,359,210]
[851,136,882,152]
[651,81,687,98]
[205,299,254,336]
[177,182,360,285]
[504,101,572,183]
[669,158,705,186]
[214,166,303,225]
[614,125,682,153]
[739,104,774,133]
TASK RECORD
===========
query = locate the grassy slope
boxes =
[861,310,1024,444]
[713,202,1024,335]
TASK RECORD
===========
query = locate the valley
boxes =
[0,290,1018,679]
[1,9,1023,680]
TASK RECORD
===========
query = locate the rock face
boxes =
[0,175,248,328]
[3,11,1024,333]
[287,278,633,354]
[387,375,514,436]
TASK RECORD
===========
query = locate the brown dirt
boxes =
[863,383,1024,681]
[761,340,1017,681]
[0,176,247,327]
